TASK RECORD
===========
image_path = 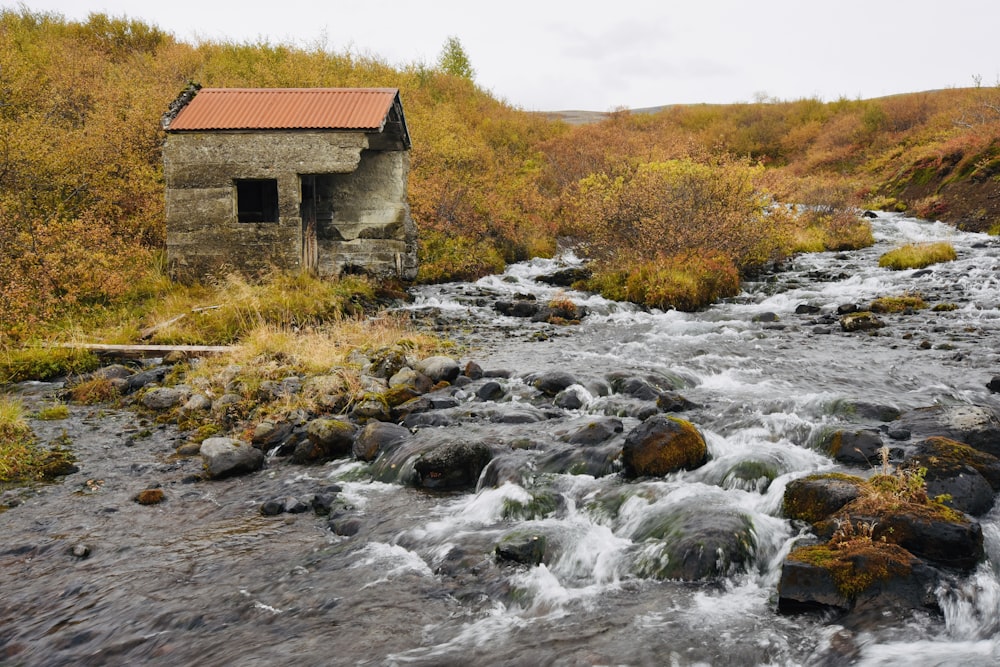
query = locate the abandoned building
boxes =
[162,87,417,281]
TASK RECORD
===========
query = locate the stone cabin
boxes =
[162,87,417,281]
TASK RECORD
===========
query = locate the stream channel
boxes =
[4,212,1000,666]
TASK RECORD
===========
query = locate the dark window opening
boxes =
[236,179,279,223]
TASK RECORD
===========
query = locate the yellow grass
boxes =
[878,242,957,270]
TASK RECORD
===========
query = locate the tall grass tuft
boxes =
[878,242,957,270]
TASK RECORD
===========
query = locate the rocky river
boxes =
[3,212,1000,666]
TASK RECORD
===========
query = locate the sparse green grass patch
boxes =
[870,294,927,313]
[0,346,99,385]
[0,396,76,483]
[36,404,70,420]
[878,242,957,270]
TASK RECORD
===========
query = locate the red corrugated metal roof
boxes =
[166,88,400,131]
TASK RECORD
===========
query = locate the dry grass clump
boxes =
[180,312,445,420]
[141,272,378,346]
[878,242,957,270]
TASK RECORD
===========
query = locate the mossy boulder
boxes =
[870,510,984,571]
[909,436,1000,490]
[293,418,356,463]
[905,437,1000,515]
[784,474,866,524]
[778,541,938,614]
[621,415,708,478]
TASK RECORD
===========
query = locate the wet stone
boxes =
[69,544,91,559]
[260,499,284,516]
[328,516,362,536]
[533,371,580,397]
[311,493,337,516]
[564,418,624,446]
[476,381,505,402]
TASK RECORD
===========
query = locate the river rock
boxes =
[412,441,493,490]
[906,437,1000,515]
[656,391,697,413]
[125,366,168,393]
[402,412,453,429]
[351,397,392,422]
[891,405,1000,458]
[535,441,622,477]
[562,418,624,446]
[870,510,984,571]
[491,406,549,424]
[630,505,756,581]
[615,376,662,401]
[840,311,885,332]
[532,371,579,397]
[141,386,190,411]
[463,361,484,380]
[311,492,338,515]
[495,530,547,565]
[368,347,409,379]
[554,386,587,410]
[621,415,708,478]
[302,374,349,410]
[294,418,356,463]
[392,395,444,420]
[536,266,591,287]
[777,542,938,615]
[180,393,212,413]
[826,428,885,466]
[353,422,410,462]
[494,300,540,318]
[200,437,264,479]
[388,367,434,393]
[784,474,865,524]
[476,380,505,402]
[251,419,294,449]
[415,356,461,384]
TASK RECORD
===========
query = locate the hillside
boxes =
[2,8,999,345]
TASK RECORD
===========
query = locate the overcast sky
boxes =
[11,0,1000,111]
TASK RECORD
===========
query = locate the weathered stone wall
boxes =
[316,150,417,279]
[164,130,417,281]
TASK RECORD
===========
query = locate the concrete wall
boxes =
[164,129,417,281]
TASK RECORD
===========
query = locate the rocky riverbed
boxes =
[4,212,1000,666]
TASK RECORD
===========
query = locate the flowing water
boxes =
[4,212,1000,666]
